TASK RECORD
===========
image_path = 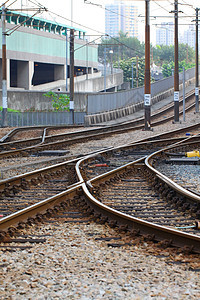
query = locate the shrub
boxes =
[43,91,70,111]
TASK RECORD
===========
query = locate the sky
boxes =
[2,0,200,44]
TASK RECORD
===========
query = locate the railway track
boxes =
[0,130,200,254]
[147,136,200,195]
[75,135,200,253]
[0,89,200,253]
[0,89,196,158]
[0,118,199,165]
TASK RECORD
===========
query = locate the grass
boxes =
[0,107,19,112]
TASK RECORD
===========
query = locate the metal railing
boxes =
[0,111,86,127]
[87,67,195,114]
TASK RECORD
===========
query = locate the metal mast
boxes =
[144,0,151,130]
[195,8,199,113]
[174,0,179,123]
[2,4,7,127]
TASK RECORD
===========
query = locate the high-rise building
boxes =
[182,25,196,49]
[105,1,138,38]
[156,22,174,46]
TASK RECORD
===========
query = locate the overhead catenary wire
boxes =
[75,36,103,52]
[0,0,11,9]
[152,0,170,13]
[4,0,18,9]
[4,0,198,56]
[27,0,44,9]
[3,6,46,35]
[41,8,145,56]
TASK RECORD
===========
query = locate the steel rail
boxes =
[0,147,113,194]
[0,89,196,153]
[0,126,45,143]
[0,117,199,161]
[0,125,82,143]
[0,130,118,159]
[79,159,200,254]
[0,184,82,231]
[0,129,197,195]
[116,88,195,129]
[0,157,78,195]
[1,116,197,154]
[74,136,200,253]
[1,134,200,252]
[75,134,200,184]
[145,135,200,203]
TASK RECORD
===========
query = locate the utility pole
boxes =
[144,0,151,130]
[104,48,107,92]
[183,67,185,122]
[186,43,189,65]
[132,61,134,89]
[70,29,74,124]
[71,0,73,27]
[2,4,7,127]
[109,49,113,75]
[174,0,179,123]
[136,56,139,88]
[86,39,88,80]
[195,8,199,113]
[66,29,68,92]
[118,45,120,68]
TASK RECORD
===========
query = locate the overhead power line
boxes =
[41,7,145,56]
[0,0,12,9]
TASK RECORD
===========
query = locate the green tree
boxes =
[162,60,195,78]
[178,44,195,62]
[43,91,70,111]
[98,33,145,64]
[114,57,145,87]
[153,45,174,66]
[153,44,195,66]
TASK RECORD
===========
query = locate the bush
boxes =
[43,91,70,111]
[0,107,19,112]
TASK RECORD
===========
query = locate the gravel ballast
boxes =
[0,112,200,299]
[0,222,200,300]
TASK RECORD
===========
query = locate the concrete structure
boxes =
[105,1,138,38]
[0,10,98,90]
[0,67,195,113]
[0,71,123,113]
[156,22,174,46]
[30,69,123,93]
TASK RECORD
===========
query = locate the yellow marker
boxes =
[185,150,200,157]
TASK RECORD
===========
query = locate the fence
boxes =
[0,111,86,127]
[0,67,196,127]
[87,67,195,114]
[98,66,122,76]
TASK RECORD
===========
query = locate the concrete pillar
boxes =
[0,58,10,89]
[6,58,10,89]
[0,59,2,89]
[63,64,66,80]
[17,61,34,90]
[54,64,65,81]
